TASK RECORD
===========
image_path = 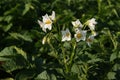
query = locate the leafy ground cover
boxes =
[0,0,120,80]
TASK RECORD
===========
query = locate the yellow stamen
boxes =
[45,20,51,24]
[77,33,82,38]
[87,38,92,42]
[66,32,70,37]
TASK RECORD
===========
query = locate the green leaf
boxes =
[2,23,13,32]
[71,64,79,73]
[4,4,20,15]
[0,46,16,57]
[0,16,4,21]
[9,32,32,42]
[2,57,27,72]
[110,52,117,61]
[112,63,120,71]
[35,71,49,80]
[15,69,36,80]
[0,46,27,60]
[107,72,116,80]
[48,51,57,58]
[55,68,64,76]
[0,46,28,72]
[63,42,71,49]
[0,78,14,80]
[87,58,102,63]
[49,74,57,80]
[22,3,34,15]
[118,51,120,58]
[14,46,27,59]
[4,16,13,23]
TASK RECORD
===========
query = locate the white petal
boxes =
[66,28,69,32]
[42,14,52,23]
[86,35,94,47]
[92,31,97,36]
[67,36,71,41]
[38,20,44,28]
[43,24,52,31]
[61,30,65,36]
[62,37,66,41]
[72,19,83,28]
[76,19,83,28]
[82,31,87,41]
[61,28,71,41]
[89,24,95,30]
[72,21,76,27]
[91,18,97,24]
[49,11,55,21]
[42,26,46,32]
[76,19,80,24]
[87,18,97,30]
[47,24,52,30]
[87,42,91,47]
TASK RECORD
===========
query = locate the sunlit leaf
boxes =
[0,46,28,72]
[2,23,13,32]
[110,52,117,61]
[35,71,49,80]
[22,3,31,15]
[4,16,13,23]
[107,72,116,80]
[0,78,14,80]
[49,74,57,80]
[9,32,32,42]
[14,46,27,59]
[71,64,79,73]
[112,63,120,71]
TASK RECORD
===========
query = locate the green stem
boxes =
[82,22,87,30]
[97,0,102,14]
[107,30,117,51]
[69,42,76,66]
[62,47,69,73]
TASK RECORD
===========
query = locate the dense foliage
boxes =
[0,0,120,80]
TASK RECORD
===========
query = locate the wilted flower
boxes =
[49,11,55,21]
[74,29,87,42]
[72,19,83,28]
[87,18,97,30]
[61,28,71,42]
[86,35,95,47]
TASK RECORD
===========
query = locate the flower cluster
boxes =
[61,18,97,46]
[38,11,97,47]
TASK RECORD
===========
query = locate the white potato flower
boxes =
[38,11,56,32]
[42,14,53,30]
[87,18,97,30]
[72,19,83,28]
[86,35,95,47]
[74,29,87,42]
[38,14,52,32]
[61,28,71,42]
